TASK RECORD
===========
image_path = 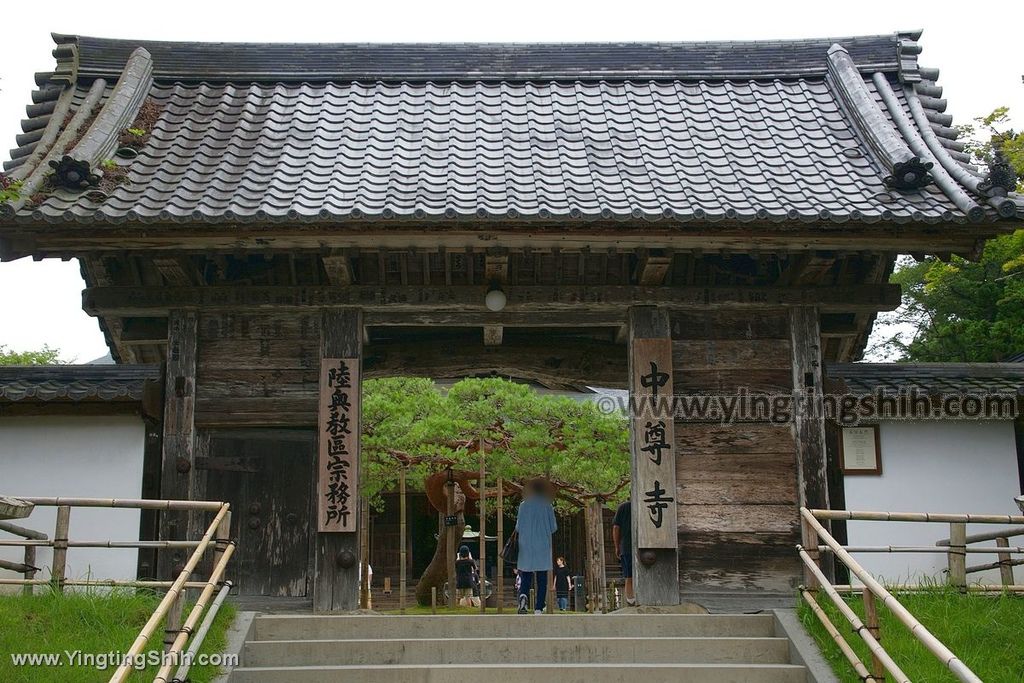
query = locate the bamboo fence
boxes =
[0,496,235,683]
[797,506,1024,683]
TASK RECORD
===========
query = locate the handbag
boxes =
[500,531,519,564]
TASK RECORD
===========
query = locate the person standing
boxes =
[454,545,479,607]
[515,478,557,614]
[612,500,635,606]
[553,556,573,611]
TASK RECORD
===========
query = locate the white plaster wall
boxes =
[843,420,1021,585]
[0,415,146,591]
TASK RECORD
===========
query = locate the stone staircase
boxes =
[227,613,812,682]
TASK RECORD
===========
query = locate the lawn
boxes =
[0,588,236,683]
[798,587,1024,683]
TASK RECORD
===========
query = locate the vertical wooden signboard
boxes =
[630,338,677,550]
[318,358,360,533]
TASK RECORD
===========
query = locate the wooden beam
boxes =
[83,283,902,317]
[121,317,169,345]
[322,252,353,286]
[153,257,194,286]
[483,324,503,347]
[5,224,1005,257]
[314,308,363,612]
[627,306,680,606]
[636,250,672,286]
[157,310,197,581]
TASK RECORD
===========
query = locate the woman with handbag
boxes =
[513,478,557,614]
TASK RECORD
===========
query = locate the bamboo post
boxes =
[547,573,554,613]
[800,589,876,683]
[801,513,821,590]
[529,586,536,613]
[996,537,1015,587]
[51,505,71,593]
[948,522,967,591]
[446,479,456,608]
[211,510,232,575]
[400,466,407,614]
[23,545,36,596]
[478,440,487,614]
[496,477,504,614]
[862,587,886,682]
[431,586,437,615]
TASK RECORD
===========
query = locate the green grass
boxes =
[0,588,236,683]
[798,587,1024,683]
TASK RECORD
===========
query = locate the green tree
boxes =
[0,344,64,365]
[359,376,629,605]
[873,108,1024,362]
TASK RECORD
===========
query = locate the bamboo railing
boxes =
[0,496,234,683]
[799,507,1024,683]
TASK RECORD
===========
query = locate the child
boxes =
[553,556,573,611]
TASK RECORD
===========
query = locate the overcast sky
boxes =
[1,0,1021,363]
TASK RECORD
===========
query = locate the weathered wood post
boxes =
[583,498,607,612]
[862,587,886,682]
[399,466,407,614]
[51,505,71,593]
[313,308,363,612]
[23,544,36,596]
[158,310,198,581]
[948,522,967,591]
[995,536,1015,587]
[790,306,834,583]
[627,306,680,606]
[211,508,232,576]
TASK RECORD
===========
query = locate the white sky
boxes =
[1,0,1022,362]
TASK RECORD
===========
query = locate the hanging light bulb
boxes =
[485,286,507,312]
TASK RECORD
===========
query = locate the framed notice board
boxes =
[840,425,882,475]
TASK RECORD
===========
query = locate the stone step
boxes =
[243,636,791,666]
[229,662,808,683]
[251,613,776,641]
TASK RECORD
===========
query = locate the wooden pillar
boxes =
[947,522,967,591]
[790,306,833,583]
[313,308,362,612]
[158,310,197,580]
[583,498,607,612]
[627,306,680,605]
[496,477,504,613]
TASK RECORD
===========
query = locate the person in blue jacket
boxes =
[515,478,557,614]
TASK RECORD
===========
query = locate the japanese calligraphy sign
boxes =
[631,338,677,549]
[318,358,360,533]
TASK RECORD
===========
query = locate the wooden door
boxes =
[201,429,315,596]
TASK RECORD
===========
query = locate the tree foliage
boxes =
[872,108,1024,362]
[360,377,629,512]
[0,344,64,365]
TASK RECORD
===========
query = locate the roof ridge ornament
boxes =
[49,47,153,190]
[827,43,932,191]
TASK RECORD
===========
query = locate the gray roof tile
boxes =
[2,32,1021,226]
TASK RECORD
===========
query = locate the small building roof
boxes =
[827,362,1024,395]
[1,31,1021,230]
[0,364,160,403]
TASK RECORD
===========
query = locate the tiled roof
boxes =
[827,363,1024,395]
[2,31,1022,227]
[0,364,160,402]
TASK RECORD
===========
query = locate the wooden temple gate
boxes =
[2,33,1019,610]
[75,247,900,610]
